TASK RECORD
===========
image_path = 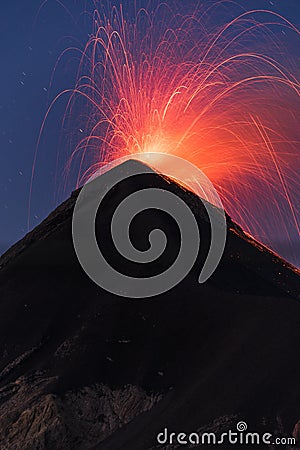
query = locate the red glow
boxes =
[39,2,300,266]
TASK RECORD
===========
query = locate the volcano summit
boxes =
[0,160,299,449]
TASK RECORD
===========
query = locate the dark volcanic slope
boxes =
[0,160,299,450]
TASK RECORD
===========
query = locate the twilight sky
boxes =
[0,0,299,264]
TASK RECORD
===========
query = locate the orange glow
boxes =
[45,2,300,266]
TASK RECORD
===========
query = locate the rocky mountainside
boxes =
[0,160,299,449]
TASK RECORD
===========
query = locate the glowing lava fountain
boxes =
[38,1,300,267]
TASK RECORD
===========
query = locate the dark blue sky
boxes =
[0,0,299,259]
[0,0,84,254]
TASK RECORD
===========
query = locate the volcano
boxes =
[0,160,299,449]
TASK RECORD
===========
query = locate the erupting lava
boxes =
[35,1,300,266]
